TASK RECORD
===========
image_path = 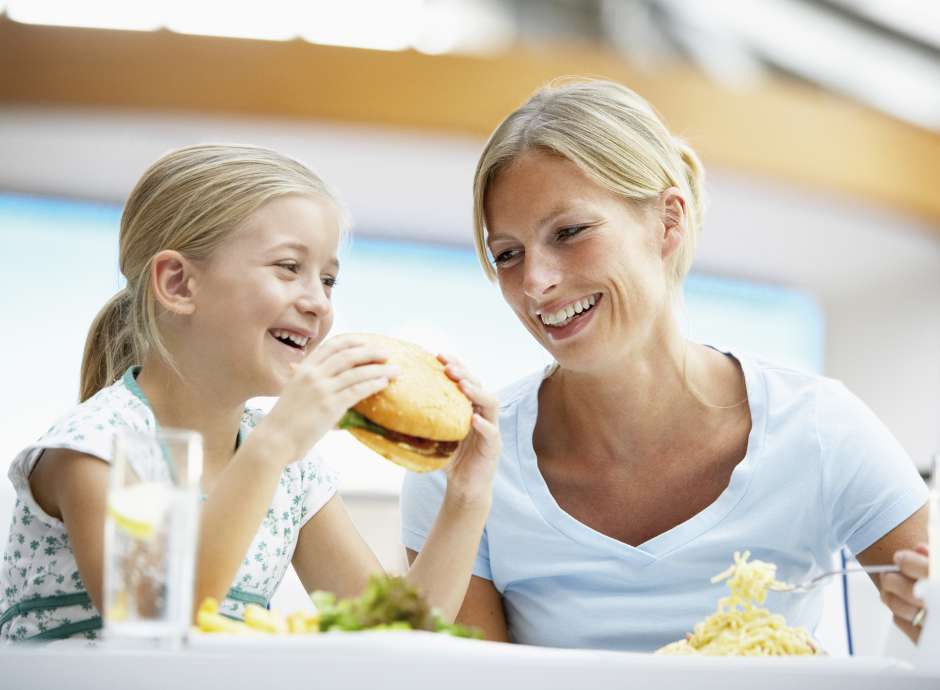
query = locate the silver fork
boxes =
[777,564,900,593]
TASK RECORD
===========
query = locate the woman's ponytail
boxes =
[79,288,136,402]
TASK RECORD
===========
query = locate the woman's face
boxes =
[485,151,676,373]
[187,194,341,397]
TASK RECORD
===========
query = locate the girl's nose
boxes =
[297,282,331,317]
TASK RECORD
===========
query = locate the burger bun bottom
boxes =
[348,428,454,473]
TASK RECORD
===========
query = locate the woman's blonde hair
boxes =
[79,144,340,402]
[472,78,706,286]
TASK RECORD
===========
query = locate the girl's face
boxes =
[485,151,675,373]
[188,194,341,397]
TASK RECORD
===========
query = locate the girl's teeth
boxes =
[272,329,310,348]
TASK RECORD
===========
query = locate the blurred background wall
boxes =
[1,0,938,657]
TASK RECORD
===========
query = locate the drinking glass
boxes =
[103,428,202,644]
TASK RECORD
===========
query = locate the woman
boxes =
[400,79,929,652]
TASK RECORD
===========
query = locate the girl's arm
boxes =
[31,449,109,612]
[197,335,397,608]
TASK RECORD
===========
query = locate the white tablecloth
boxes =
[2,632,938,690]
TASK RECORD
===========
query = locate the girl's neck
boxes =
[135,354,246,472]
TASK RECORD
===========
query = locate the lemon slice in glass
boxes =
[107,482,172,540]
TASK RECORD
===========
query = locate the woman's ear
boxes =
[658,187,687,260]
[151,250,197,315]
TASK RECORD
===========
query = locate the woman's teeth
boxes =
[539,294,599,327]
[271,329,309,349]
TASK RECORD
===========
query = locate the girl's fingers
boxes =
[308,334,367,362]
[318,345,390,377]
[333,364,400,392]
[339,377,391,408]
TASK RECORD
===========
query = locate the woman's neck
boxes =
[135,354,246,472]
[536,326,746,470]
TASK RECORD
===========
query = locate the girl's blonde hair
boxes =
[80,144,340,402]
[472,78,706,286]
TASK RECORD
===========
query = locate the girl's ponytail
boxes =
[79,288,136,402]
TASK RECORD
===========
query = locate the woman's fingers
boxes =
[882,570,925,607]
[470,413,500,452]
[882,590,922,623]
[459,379,499,422]
[893,615,921,644]
[894,548,929,582]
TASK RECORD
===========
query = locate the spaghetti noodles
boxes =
[657,551,819,656]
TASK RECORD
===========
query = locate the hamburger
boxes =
[337,334,472,472]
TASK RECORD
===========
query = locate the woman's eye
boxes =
[322,276,337,288]
[493,249,520,266]
[556,225,588,241]
[277,261,300,274]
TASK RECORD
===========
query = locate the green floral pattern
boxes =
[1,370,337,641]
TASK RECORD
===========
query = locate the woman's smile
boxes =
[536,293,603,341]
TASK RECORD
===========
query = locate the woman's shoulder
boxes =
[496,365,553,411]
[731,348,840,406]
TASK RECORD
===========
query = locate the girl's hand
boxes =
[438,354,501,506]
[259,335,399,465]
[883,543,929,643]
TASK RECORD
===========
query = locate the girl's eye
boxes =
[322,276,337,288]
[277,261,300,274]
[493,249,520,266]
[556,225,588,241]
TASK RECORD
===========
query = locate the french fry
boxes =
[244,603,288,634]
[196,603,256,635]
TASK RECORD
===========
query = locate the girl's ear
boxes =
[659,187,687,261]
[151,250,197,315]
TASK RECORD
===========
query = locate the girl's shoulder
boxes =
[8,375,154,492]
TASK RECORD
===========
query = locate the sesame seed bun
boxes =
[347,334,472,471]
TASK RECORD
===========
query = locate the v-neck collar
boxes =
[514,348,767,567]
[121,366,246,449]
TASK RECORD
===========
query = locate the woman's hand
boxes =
[438,354,501,506]
[259,335,399,465]
[882,543,929,643]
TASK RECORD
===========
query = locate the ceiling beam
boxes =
[2,18,940,230]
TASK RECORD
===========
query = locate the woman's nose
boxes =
[522,249,561,299]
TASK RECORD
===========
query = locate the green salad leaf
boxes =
[311,574,483,639]
[336,410,388,437]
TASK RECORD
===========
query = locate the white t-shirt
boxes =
[0,367,336,642]
[401,350,928,652]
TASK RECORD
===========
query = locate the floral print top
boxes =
[0,367,337,642]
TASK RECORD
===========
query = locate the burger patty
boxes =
[381,429,459,458]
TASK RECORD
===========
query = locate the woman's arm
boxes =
[857,503,928,642]
[407,548,510,641]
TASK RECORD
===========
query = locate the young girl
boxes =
[0,144,500,642]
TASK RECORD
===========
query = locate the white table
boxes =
[2,632,938,690]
